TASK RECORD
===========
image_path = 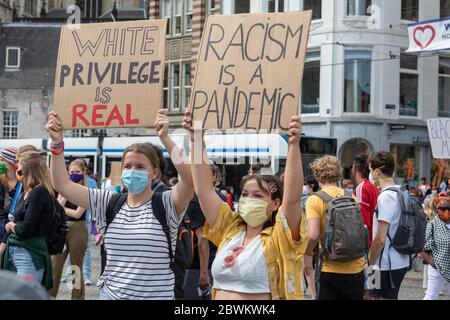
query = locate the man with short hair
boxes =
[352,153,380,246]
[368,151,409,300]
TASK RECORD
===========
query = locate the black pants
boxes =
[368,267,408,300]
[319,271,365,300]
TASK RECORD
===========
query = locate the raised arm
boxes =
[282,116,303,241]
[182,111,222,227]
[46,112,89,209]
[155,109,193,215]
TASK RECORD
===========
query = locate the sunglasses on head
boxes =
[438,206,450,211]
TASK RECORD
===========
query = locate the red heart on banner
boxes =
[413,25,436,49]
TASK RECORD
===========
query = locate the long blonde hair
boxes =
[20,151,54,197]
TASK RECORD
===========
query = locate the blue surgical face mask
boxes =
[121,169,150,194]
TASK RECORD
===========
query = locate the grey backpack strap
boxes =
[314,190,334,204]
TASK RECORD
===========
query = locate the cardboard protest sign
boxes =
[190,11,312,133]
[54,20,166,129]
[109,161,123,187]
[427,118,450,159]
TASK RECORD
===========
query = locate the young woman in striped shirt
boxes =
[46,110,193,300]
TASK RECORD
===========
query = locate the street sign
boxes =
[385,104,396,110]
[390,124,406,130]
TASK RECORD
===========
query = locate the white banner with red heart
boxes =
[407,17,450,53]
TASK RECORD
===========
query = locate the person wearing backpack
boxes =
[305,155,367,300]
[0,151,53,289]
[46,110,193,300]
[146,143,188,300]
[368,151,411,300]
[421,193,450,299]
[49,159,89,300]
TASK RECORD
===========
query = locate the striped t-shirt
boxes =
[88,189,183,300]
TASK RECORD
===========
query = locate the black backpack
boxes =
[46,198,69,255]
[100,192,174,275]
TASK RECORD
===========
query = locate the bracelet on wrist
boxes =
[50,141,64,155]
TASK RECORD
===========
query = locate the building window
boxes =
[166,62,191,110]
[302,51,320,114]
[3,111,18,139]
[162,0,170,35]
[172,63,181,110]
[235,0,250,13]
[347,0,372,16]
[5,47,20,69]
[207,0,216,16]
[173,0,182,35]
[400,53,418,117]
[71,129,89,138]
[391,144,419,182]
[402,0,419,21]
[48,0,55,10]
[81,0,102,18]
[163,65,169,109]
[268,0,285,12]
[185,0,193,33]
[183,63,191,109]
[303,0,322,19]
[24,0,35,15]
[344,50,371,113]
[439,56,450,117]
[442,0,450,18]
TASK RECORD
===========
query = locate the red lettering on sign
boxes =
[71,103,140,127]
[72,104,89,127]
[106,104,125,126]
[126,103,139,125]
[92,104,107,126]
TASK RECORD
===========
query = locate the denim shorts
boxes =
[8,246,44,285]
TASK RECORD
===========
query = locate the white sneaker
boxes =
[85,279,93,286]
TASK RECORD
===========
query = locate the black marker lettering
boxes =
[205,24,225,61]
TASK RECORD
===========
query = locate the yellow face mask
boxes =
[238,197,269,227]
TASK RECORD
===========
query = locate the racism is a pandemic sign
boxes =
[190,11,312,133]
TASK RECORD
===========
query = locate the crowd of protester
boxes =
[0,111,448,301]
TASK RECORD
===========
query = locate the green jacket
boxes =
[1,235,53,289]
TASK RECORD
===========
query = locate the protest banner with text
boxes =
[427,118,450,159]
[54,19,166,129]
[189,11,312,133]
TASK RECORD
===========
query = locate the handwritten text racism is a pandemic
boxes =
[190,14,309,132]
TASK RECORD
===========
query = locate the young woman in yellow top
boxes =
[183,112,307,300]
